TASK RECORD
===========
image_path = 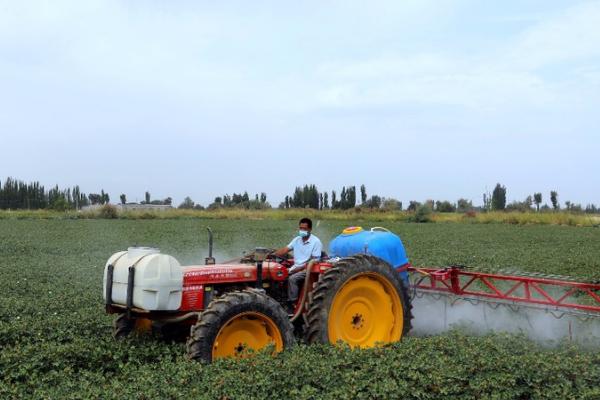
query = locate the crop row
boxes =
[1,220,599,398]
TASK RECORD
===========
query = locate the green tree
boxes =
[382,198,401,211]
[50,196,69,211]
[178,196,195,209]
[491,183,506,211]
[482,191,492,211]
[347,186,356,209]
[550,191,559,210]
[425,199,435,211]
[100,190,109,205]
[309,184,319,209]
[88,193,101,205]
[360,184,367,204]
[323,192,329,209]
[457,198,473,213]
[435,200,456,213]
[145,191,150,204]
[533,193,542,212]
[412,204,432,223]
[365,195,382,209]
[407,201,420,212]
[120,194,127,205]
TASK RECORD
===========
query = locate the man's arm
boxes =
[274,246,290,257]
[274,237,296,257]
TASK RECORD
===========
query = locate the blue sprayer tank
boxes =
[329,227,410,284]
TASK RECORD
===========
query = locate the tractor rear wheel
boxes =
[186,289,295,363]
[113,314,153,338]
[305,255,412,348]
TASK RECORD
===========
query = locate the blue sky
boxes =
[1,1,598,207]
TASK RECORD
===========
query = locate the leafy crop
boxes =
[1,220,600,398]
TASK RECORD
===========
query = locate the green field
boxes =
[2,220,600,399]
[2,208,599,228]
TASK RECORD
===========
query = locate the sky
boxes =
[1,0,599,207]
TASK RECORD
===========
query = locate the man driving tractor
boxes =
[274,218,322,313]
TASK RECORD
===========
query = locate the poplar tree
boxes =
[491,183,507,211]
[360,184,367,204]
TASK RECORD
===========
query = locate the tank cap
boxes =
[342,226,363,235]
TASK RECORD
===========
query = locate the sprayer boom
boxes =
[408,266,600,319]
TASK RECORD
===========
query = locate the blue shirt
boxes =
[287,234,322,272]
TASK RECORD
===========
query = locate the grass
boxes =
[1,207,598,227]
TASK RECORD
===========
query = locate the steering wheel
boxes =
[270,254,289,264]
[266,252,291,265]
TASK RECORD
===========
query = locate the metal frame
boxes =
[408,266,600,315]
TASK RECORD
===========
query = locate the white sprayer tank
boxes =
[103,247,183,311]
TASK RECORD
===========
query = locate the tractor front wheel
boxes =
[305,254,412,348]
[186,289,295,362]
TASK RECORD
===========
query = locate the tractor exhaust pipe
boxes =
[254,248,270,290]
[205,227,216,265]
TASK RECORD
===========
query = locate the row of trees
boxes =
[278,185,479,213]
[2,177,598,213]
[195,192,271,210]
[482,184,592,212]
[0,177,98,210]
[280,184,403,210]
[0,177,175,211]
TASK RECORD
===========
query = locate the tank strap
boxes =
[105,252,128,309]
[126,253,156,318]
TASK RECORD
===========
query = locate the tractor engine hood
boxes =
[182,261,288,286]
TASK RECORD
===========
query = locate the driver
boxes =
[274,217,322,313]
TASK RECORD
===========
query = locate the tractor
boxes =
[103,226,412,362]
[104,225,600,362]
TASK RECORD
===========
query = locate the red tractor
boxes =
[105,226,600,361]
[104,227,412,362]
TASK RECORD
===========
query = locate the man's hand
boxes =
[289,265,306,275]
[274,246,290,258]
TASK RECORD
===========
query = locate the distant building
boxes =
[117,203,173,211]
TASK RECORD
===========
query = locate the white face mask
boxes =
[298,230,310,238]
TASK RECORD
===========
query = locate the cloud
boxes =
[0,1,598,205]
[506,1,600,70]
[314,2,600,111]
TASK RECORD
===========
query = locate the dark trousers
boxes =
[288,271,306,302]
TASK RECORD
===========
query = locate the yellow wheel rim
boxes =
[212,312,284,359]
[328,272,403,348]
